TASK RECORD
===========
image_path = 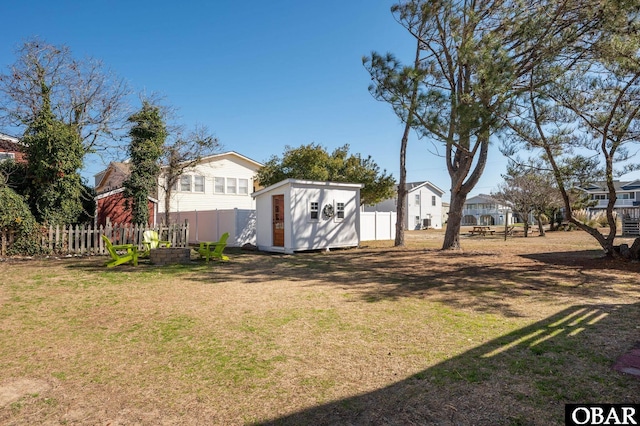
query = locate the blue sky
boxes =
[3,0,621,202]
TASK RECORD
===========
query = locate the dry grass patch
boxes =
[0,229,638,425]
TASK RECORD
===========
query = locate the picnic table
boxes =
[470,226,495,236]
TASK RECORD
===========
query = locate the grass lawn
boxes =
[0,229,638,425]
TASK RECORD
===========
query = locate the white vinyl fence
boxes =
[168,209,396,247]
[169,209,256,247]
[360,211,397,241]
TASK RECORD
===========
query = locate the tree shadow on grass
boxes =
[186,247,639,318]
[68,246,638,319]
[255,302,640,426]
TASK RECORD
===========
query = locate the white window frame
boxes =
[335,202,345,221]
[238,178,249,195]
[193,175,205,193]
[226,177,237,194]
[309,201,319,221]
[415,194,420,206]
[0,152,15,162]
[214,177,225,194]
[180,175,192,192]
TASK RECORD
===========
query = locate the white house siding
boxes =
[406,185,443,230]
[158,153,261,214]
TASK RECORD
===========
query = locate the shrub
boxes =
[0,186,48,255]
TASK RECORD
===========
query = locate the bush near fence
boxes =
[0,222,189,256]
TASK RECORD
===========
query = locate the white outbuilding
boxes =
[252,179,363,254]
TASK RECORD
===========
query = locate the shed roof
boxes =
[252,178,364,198]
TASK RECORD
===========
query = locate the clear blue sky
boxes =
[6,1,632,202]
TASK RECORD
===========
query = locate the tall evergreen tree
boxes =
[123,101,167,225]
[23,81,85,224]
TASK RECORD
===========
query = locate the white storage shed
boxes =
[252,179,363,254]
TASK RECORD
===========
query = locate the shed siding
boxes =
[290,185,359,249]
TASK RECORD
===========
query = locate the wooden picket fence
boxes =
[0,222,189,256]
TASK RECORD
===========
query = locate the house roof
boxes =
[581,180,640,192]
[162,151,263,170]
[465,193,500,204]
[0,133,22,151]
[94,187,158,203]
[404,180,445,196]
[94,161,132,191]
[252,178,364,198]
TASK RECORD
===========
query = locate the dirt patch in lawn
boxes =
[0,229,638,425]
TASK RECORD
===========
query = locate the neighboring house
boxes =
[94,161,132,195]
[581,180,640,218]
[94,151,262,226]
[252,179,363,254]
[158,151,263,216]
[93,161,158,226]
[462,194,513,226]
[95,188,158,227]
[441,202,450,225]
[363,181,445,230]
[0,133,26,163]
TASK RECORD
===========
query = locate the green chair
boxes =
[102,235,138,267]
[141,230,171,257]
[197,232,230,262]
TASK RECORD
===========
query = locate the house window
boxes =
[592,194,607,200]
[180,175,192,192]
[432,195,436,206]
[336,202,345,219]
[226,178,237,194]
[214,177,225,193]
[310,202,319,220]
[415,194,420,206]
[0,152,15,162]
[238,178,249,195]
[194,175,205,193]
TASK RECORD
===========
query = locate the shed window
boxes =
[310,202,319,220]
[336,202,345,219]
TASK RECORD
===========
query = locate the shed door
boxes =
[272,195,284,247]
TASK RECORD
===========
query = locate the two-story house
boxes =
[363,181,445,230]
[157,151,262,216]
[94,151,263,227]
[581,180,640,218]
[462,194,513,226]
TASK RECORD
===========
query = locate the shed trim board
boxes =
[252,179,363,254]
